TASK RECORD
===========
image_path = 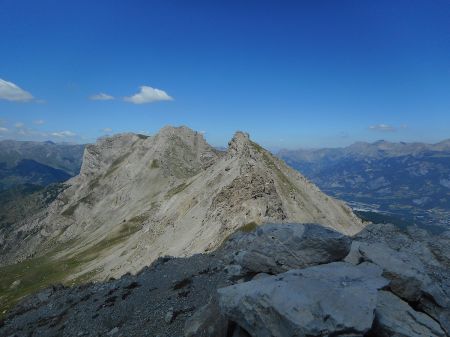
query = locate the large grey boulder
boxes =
[372,291,445,337]
[354,224,449,270]
[358,242,442,303]
[218,262,388,337]
[225,223,352,275]
[357,242,450,335]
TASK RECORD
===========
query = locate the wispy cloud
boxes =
[369,124,396,132]
[0,123,81,141]
[90,93,114,101]
[101,127,112,132]
[124,86,173,104]
[51,130,77,137]
[33,119,45,125]
[0,79,34,102]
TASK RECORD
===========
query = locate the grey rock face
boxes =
[372,291,445,337]
[0,126,363,280]
[353,224,450,335]
[357,241,450,333]
[358,242,439,303]
[218,262,388,337]
[225,223,352,275]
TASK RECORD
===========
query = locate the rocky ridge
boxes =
[0,126,363,283]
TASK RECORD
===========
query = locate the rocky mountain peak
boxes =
[227,131,254,157]
[153,125,212,153]
[153,125,220,175]
[0,125,364,284]
[158,125,200,138]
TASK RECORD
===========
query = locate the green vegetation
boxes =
[0,251,85,318]
[150,159,159,169]
[76,217,143,261]
[0,215,146,318]
[220,221,260,249]
[238,221,258,232]
[0,183,68,230]
[42,183,68,204]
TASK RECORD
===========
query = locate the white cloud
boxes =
[0,79,34,102]
[14,122,24,128]
[51,130,76,137]
[369,124,396,132]
[90,93,114,101]
[33,119,45,125]
[0,127,8,132]
[124,86,173,104]
[101,127,112,132]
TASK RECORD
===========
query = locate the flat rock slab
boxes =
[227,223,352,274]
[218,262,388,337]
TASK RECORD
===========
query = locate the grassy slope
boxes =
[0,216,143,318]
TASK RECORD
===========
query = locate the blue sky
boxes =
[0,0,449,149]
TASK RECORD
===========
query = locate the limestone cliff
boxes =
[0,126,363,280]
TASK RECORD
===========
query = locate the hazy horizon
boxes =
[1,125,449,152]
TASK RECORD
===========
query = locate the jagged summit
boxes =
[227,131,252,157]
[0,125,364,282]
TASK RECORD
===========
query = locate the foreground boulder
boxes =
[372,290,445,337]
[357,242,445,303]
[225,223,352,275]
[218,262,388,337]
[356,242,450,334]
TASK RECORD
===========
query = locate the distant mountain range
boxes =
[0,140,85,191]
[278,139,450,229]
